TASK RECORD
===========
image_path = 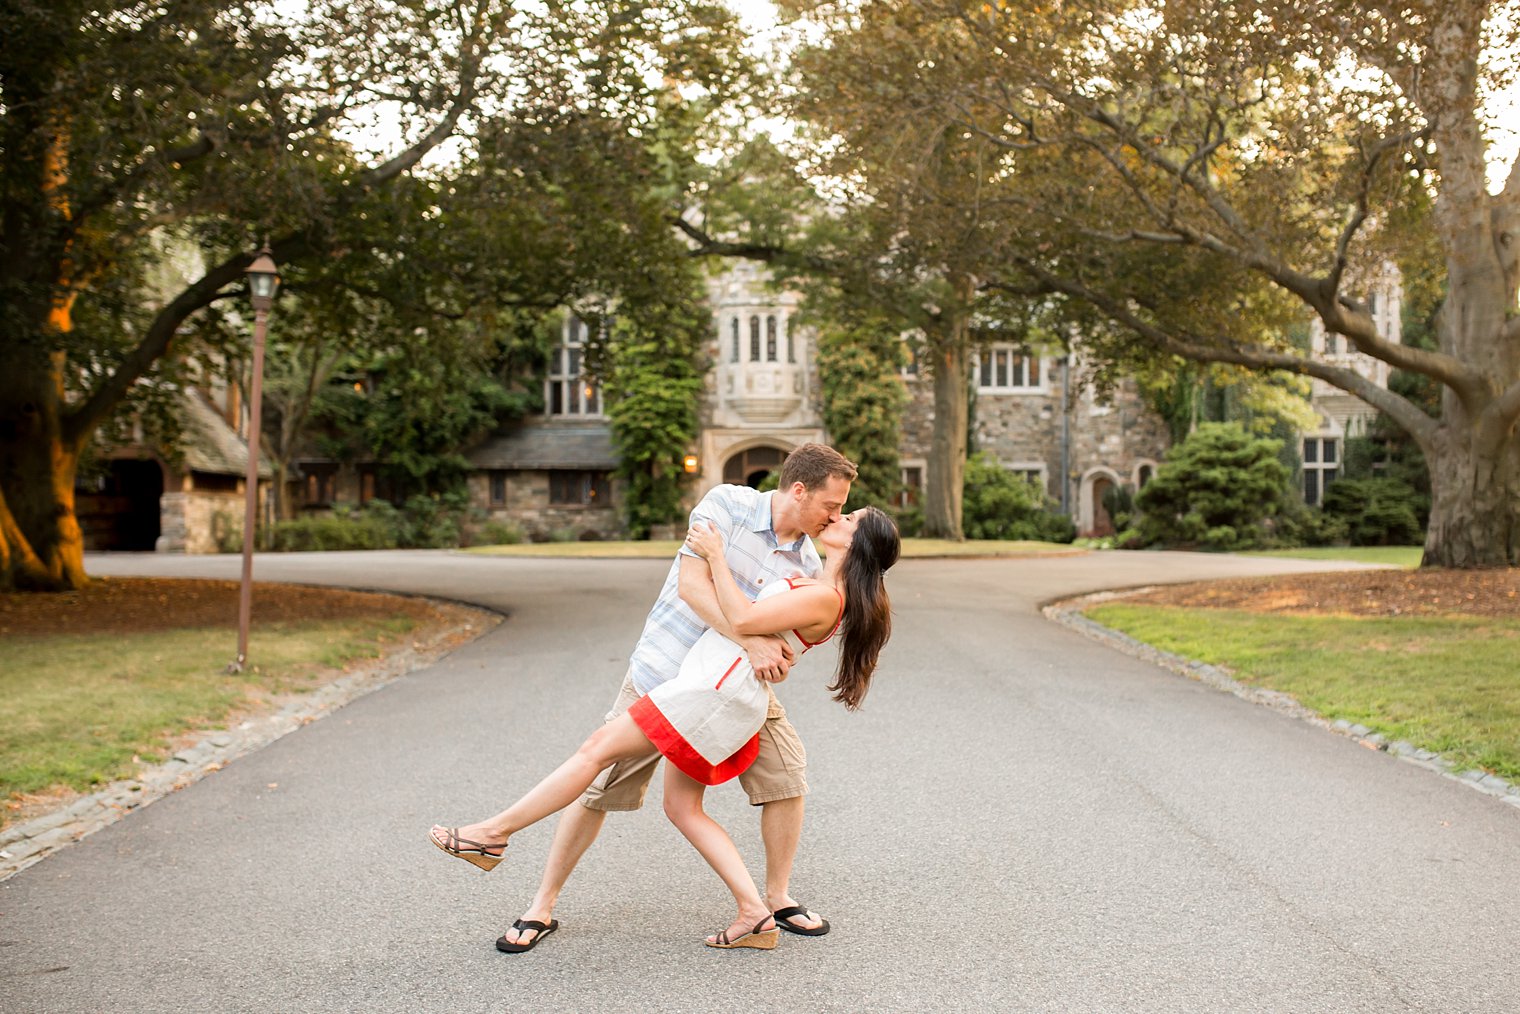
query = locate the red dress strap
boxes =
[787,577,846,649]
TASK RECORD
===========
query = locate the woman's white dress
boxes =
[628,578,842,785]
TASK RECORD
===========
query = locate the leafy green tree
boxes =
[811,310,908,511]
[601,267,708,539]
[675,132,988,534]
[713,6,1278,540]
[1139,361,1317,447]
[897,0,1520,567]
[0,0,749,590]
[780,21,1030,539]
[318,348,528,500]
[1134,423,1291,550]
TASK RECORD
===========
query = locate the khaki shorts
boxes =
[581,670,809,810]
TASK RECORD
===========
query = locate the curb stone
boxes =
[1043,587,1520,810]
[0,604,500,882]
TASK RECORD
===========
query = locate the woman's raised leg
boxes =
[661,764,775,947]
[429,713,655,866]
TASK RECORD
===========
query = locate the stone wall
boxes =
[899,361,1171,535]
[159,489,251,554]
[467,470,624,541]
[898,376,936,465]
[971,388,1066,493]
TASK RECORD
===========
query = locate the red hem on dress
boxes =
[628,695,760,786]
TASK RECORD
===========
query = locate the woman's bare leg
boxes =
[661,765,772,943]
[430,713,655,853]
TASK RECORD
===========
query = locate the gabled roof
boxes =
[466,422,618,470]
[179,389,272,478]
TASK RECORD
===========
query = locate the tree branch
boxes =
[63,236,313,448]
[670,215,840,276]
[1488,376,1520,438]
[1001,260,1441,446]
[1328,129,1427,294]
[672,215,779,259]
[354,6,490,191]
[69,132,219,233]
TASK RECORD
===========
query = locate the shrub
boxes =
[890,504,924,538]
[1101,484,1137,532]
[1134,422,1290,550]
[1270,496,1347,547]
[962,453,1076,543]
[1320,478,1424,546]
[212,511,242,554]
[265,491,479,552]
[394,492,466,548]
[477,519,525,545]
[268,511,397,551]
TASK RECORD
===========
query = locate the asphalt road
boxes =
[3,549,1518,1013]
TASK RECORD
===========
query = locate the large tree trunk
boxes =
[0,350,88,591]
[1415,11,1520,566]
[1422,423,1520,568]
[0,87,85,590]
[922,311,972,539]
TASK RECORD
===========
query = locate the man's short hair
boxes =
[778,443,858,491]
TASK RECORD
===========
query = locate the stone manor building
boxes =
[86,263,1401,551]
[462,262,1170,540]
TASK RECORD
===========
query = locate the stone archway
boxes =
[1078,467,1124,537]
[722,444,788,489]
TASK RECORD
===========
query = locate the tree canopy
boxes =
[771,0,1519,565]
[0,0,750,589]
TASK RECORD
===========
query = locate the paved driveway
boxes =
[3,550,1517,1012]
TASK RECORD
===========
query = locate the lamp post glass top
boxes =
[246,248,280,307]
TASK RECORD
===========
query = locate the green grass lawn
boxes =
[1085,602,1520,781]
[1239,546,1423,568]
[464,537,1084,559]
[0,618,415,812]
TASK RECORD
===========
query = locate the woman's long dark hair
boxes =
[829,507,900,710]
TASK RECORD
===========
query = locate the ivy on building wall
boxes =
[813,314,908,511]
[602,276,706,539]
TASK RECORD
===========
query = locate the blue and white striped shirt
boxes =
[628,484,823,695]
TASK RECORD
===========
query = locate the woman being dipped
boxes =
[428,507,899,950]
[651,505,897,948]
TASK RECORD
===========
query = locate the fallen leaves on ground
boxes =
[1124,567,1520,618]
[0,577,473,637]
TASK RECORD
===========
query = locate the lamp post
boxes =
[229,245,280,674]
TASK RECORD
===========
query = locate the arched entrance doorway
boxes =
[1078,467,1123,538]
[76,459,165,550]
[722,445,787,489]
[1090,475,1116,537]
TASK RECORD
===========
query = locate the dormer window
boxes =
[546,315,601,416]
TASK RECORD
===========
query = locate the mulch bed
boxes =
[8,569,1516,637]
[0,576,472,638]
[1122,567,1520,618]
